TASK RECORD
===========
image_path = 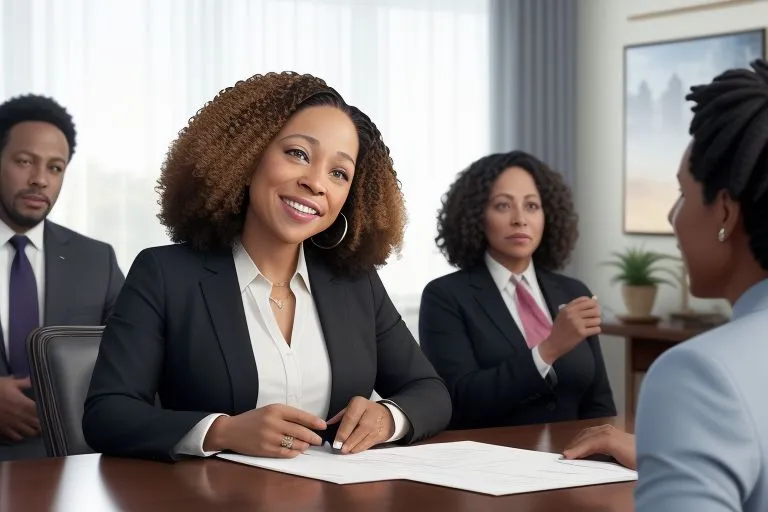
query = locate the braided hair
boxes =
[435,150,578,271]
[687,58,768,270]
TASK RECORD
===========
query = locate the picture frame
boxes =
[627,0,756,21]
[623,28,766,235]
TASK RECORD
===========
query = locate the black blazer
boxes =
[83,244,451,461]
[418,264,615,430]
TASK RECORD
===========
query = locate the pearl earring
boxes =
[717,227,726,242]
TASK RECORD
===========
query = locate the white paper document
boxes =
[217,441,637,496]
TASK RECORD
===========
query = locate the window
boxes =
[0,0,490,315]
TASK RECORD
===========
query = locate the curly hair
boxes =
[156,72,406,276]
[687,59,768,271]
[0,94,77,159]
[435,150,578,271]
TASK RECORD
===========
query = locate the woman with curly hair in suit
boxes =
[419,150,615,429]
[83,72,451,461]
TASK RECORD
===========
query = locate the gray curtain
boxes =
[490,0,577,187]
[490,0,578,274]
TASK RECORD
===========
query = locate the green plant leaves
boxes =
[602,247,680,287]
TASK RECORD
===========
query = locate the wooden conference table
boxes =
[1,416,634,512]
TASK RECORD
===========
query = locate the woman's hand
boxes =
[562,424,637,470]
[538,296,601,364]
[327,396,395,454]
[204,404,327,458]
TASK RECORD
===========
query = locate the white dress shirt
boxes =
[174,242,410,457]
[0,220,45,355]
[484,252,555,380]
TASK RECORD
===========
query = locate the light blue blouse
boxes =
[635,278,768,511]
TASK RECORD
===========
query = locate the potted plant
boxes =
[603,247,678,318]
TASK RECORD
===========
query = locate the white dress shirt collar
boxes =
[483,252,554,380]
[0,219,45,250]
[233,241,311,295]
[484,251,538,291]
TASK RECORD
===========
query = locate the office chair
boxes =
[26,326,103,457]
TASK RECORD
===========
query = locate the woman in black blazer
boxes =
[419,151,615,429]
[82,73,451,462]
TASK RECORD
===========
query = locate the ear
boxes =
[716,189,741,240]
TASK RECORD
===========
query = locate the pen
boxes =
[559,295,597,311]
[313,423,343,453]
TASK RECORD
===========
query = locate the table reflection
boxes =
[173,457,326,509]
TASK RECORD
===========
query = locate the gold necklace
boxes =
[267,277,291,309]
[264,275,290,288]
[269,291,294,310]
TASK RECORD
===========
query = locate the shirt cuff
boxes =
[378,400,411,442]
[172,413,228,458]
[532,345,555,380]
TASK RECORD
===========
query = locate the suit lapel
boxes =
[43,222,74,325]
[536,270,572,320]
[200,249,259,414]
[536,271,577,375]
[0,221,69,373]
[0,333,7,375]
[305,253,349,419]
[469,265,528,352]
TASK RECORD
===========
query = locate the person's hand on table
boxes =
[327,396,395,454]
[204,403,326,458]
[562,424,637,470]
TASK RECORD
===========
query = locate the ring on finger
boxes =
[280,435,295,449]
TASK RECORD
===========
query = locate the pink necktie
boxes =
[514,279,552,348]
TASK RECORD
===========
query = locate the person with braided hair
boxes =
[82,72,451,462]
[418,150,615,430]
[564,59,768,511]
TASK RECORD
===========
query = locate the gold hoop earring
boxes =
[311,213,348,250]
[717,227,727,242]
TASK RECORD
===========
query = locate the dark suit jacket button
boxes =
[546,402,556,411]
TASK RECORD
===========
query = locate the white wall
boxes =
[575,0,767,415]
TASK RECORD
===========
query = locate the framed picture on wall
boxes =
[627,0,753,20]
[623,28,765,235]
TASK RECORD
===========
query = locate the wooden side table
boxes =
[602,321,709,414]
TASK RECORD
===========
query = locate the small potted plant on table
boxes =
[604,247,678,323]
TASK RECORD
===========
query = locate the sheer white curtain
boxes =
[0,0,490,315]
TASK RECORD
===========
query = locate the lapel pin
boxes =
[58,255,65,260]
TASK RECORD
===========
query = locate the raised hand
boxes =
[538,296,601,364]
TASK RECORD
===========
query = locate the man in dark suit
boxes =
[0,94,125,460]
